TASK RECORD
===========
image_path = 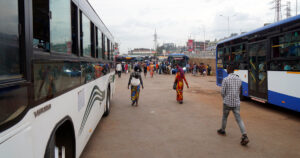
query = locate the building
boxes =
[186,40,210,52]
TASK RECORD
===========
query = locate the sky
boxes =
[89,0,298,54]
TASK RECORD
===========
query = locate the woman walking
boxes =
[150,63,154,78]
[125,63,128,74]
[128,66,144,106]
[174,65,189,104]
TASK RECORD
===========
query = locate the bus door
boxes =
[248,41,268,100]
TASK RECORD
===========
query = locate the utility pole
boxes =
[296,0,298,15]
[220,14,236,37]
[286,1,291,18]
[203,26,206,51]
[154,29,157,55]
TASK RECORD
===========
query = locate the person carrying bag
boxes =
[128,66,144,106]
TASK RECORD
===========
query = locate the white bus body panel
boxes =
[0,73,115,158]
[268,71,300,111]
[268,71,300,98]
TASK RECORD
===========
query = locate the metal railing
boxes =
[186,51,216,59]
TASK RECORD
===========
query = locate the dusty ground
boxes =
[81,73,300,158]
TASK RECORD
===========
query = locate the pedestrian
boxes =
[199,64,203,76]
[125,63,128,74]
[128,63,132,73]
[150,63,154,78]
[207,64,212,76]
[143,63,147,78]
[193,64,197,76]
[202,64,207,76]
[128,66,144,106]
[159,63,162,74]
[156,63,159,73]
[217,64,249,146]
[122,63,125,73]
[174,65,189,104]
[186,63,190,73]
[116,62,122,78]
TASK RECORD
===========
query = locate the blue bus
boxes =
[216,15,300,112]
[168,54,189,73]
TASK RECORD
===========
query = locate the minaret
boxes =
[154,29,157,53]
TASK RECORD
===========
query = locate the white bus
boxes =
[0,0,116,157]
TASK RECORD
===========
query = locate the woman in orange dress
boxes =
[174,65,189,104]
[150,63,154,78]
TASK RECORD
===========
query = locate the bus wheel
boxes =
[104,88,111,117]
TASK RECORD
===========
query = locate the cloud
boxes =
[89,0,290,54]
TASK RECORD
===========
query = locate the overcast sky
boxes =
[89,0,298,54]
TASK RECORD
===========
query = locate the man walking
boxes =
[217,64,249,146]
[116,62,122,78]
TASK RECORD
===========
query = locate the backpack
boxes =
[131,77,140,86]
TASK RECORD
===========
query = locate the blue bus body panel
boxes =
[216,69,249,97]
[216,69,228,86]
[268,91,300,112]
[218,15,300,45]
[242,82,249,97]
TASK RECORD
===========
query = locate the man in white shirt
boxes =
[116,63,122,78]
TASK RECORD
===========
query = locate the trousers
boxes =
[221,104,246,135]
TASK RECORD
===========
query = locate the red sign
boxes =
[187,40,194,52]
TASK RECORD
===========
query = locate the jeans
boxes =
[221,104,246,135]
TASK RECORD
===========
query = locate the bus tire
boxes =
[103,88,111,117]
[45,120,75,158]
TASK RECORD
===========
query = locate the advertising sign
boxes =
[187,40,194,52]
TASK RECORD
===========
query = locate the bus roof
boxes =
[217,14,300,45]
[168,53,187,56]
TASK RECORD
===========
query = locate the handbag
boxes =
[173,81,177,90]
[131,77,140,86]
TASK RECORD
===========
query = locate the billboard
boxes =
[187,40,194,52]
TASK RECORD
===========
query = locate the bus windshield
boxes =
[168,54,189,68]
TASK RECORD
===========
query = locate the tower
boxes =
[272,0,282,22]
[154,29,158,53]
[286,1,291,18]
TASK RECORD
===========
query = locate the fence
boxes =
[186,51,216,59]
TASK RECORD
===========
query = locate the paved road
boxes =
[81,73,300,158]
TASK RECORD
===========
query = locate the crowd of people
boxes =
[187,63,212,76]
[116,61,212,77]
[115,61,249,146]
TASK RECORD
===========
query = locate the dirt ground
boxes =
[81,72,300,158]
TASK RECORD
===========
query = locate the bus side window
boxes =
[81,13,92,57]
[97,29,103,59]
[33,0,73,54]
[270,31,300,71]
[32,0,50,51]
[0,0,22,81]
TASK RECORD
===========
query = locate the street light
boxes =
[219,14,236,37]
